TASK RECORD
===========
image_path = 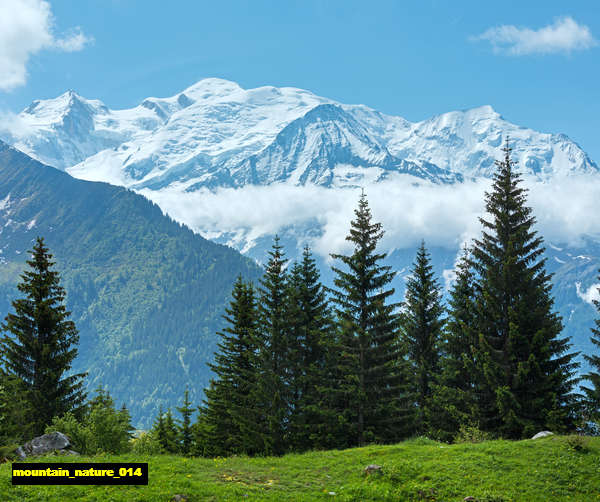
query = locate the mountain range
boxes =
[2,78,596,193]
[1,78,599,420]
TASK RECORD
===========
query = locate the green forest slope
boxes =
[0,142,263,427]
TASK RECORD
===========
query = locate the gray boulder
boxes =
[15,432,77,459]
[364,464,382,475]
[531,431,554,439]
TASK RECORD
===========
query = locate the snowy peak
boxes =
[385,105,597,178]
[22,90,107,126]
[1,79,597,191]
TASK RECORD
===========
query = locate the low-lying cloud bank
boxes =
[139,173,600,259]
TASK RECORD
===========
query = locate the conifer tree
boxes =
[429,246,479,441]
[255,236,291,455]
[329,190,413,447]
[470,139,579,438]
[400,240,444,434]
[0,237,86,435]
[582,274,600,425]
[177,387,194,455]
[285,246,335,451]
[153,407,179,453]
[199,276,261,456]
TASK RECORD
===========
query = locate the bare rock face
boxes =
[531,431,554,440]
[15,432,78,459]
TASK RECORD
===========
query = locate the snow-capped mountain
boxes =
[2,78,596,193]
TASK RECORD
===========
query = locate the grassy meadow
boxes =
[0,435,598,501]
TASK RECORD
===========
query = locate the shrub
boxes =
[131,431,162,455]
[454,424,492,444]
[565,435,590,453]
[46,388,133,455]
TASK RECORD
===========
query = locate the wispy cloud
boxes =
[473,16,597,55]
[0,0,93,91]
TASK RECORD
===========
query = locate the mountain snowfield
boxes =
[1,78,600,370]
[2,78,597,191]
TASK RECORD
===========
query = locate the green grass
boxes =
[1,436,599,501]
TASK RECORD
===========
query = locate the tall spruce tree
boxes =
[285,246,335,451]
[429,246,479,441]
[582,274,600,425]
[199,276,261,456]
[329,190,413,447]
[400,240,444,435]
[255,236,291,455]
[470,139,579,438]
[0,237,86,435]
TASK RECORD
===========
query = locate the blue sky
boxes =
[1,0,599,161]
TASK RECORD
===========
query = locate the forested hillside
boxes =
[0,141,262,427]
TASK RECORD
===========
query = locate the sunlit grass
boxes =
[1,435,598,501]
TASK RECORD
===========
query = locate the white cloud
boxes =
[576,282,600,305]
[0,0,92,91]
[53,29,90,52]
[139,172,600,261]
[474,16,597,55]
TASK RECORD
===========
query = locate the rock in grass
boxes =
[15,432,76,459]
[363,464,382,475]
[170,495,189,502]
[531,431,554,439]
[463,497,478,501]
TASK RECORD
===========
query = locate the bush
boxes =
[131,431,162,455]
[46,412,94,453]
[565,435,590,453]
[454,424,492,444]
[46,388,133,455]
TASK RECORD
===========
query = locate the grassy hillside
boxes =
[1,436,598,501]
[0,142,263,427]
